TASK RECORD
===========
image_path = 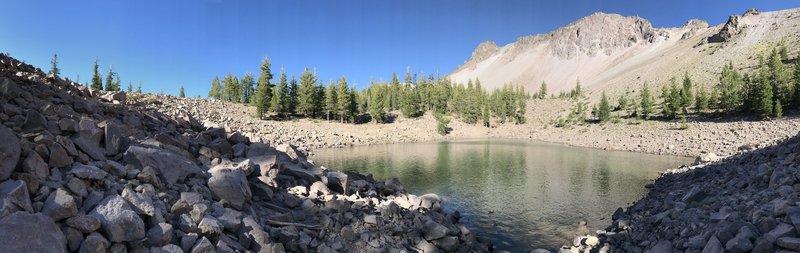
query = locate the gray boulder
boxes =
[0,179,33,218]
[89,194,145,242]
[124,145,200,185]
[208,163,251,210]
[0,212,67,253]
[0,124,21,181]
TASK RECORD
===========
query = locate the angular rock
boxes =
[22,152,49,180]
[66,215,102,233]
[423,220,448,241]
[0,124,21,181]
[190,237,214,253]
[150,244,183,253]
[89,194,146,242]
[22,110,47,133]
[104,123,125,156]
[198,215,223,236]
[49,142,73,168]
[0,212,67,253]
[208,163,251,210]
[146,223,174,247]
[79,232,110,253]
[42,188,78,221]
[69,163,108,180]
[777,237,800,251]
[124,145,200,185]
[72,131,105,160]
[241,216,270,251]
[0,179,33,218]
[121,187,155,216]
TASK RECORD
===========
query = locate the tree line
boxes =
[207,57,528,128]
[582,45,797,124]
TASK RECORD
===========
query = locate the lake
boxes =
[311,139,692,251]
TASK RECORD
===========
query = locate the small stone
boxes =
[146,223,174,247]
[198,215,223,236]
[69,163,108,180]
[423,221,448,241]
[121,187,155,216]
[79,232,110,253]
[190,237,214,253]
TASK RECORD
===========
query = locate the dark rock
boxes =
[42,188,78,221]
[124,145,200,185]
[49,142,73,168]
[423,220,448,241]
[72,131,105,160]
[22,152,48,180]
[121,187,155,216]
[146,223,174,247]
[0,124,21,181]
[66,215,102,233]
[79,232,110,253]
[22,110,47,133]
[69,163,108,180]
[190,237,214,253]
[0,179,33,218]
[89,194,146,242]
[777,237,800,251]
[0,212,67,253]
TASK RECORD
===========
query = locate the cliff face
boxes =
[449,8,800,99]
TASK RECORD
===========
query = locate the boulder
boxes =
[22,152,48,180]
[72,131,105,160]
[423,220,448,241]
[0,212,67,253]
[69,163,108,180]
[777,237,800,251]
[104,123,125,156]
[0,124,21,181]
[42,188,78,221]
[49,142,73,168]
[124,145,200,185]
[121,187,156,216]
[89,194,146,242]
[146,223,174,247]
[693,152,721,165]
[79,232,110,253]
[208,163,251,210]
[0,180,33,218]
[22,110,47,133]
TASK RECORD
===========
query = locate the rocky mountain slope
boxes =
[0,54,488,252]
[450,8,800,99]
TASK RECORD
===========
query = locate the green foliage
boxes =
[681,72,694,110]
[694,87,709,113]
[400,78,422,118]
[136,82,142,94]
[297,68,318,117]
[288,77,299,115]
[126,82,133,93]
[270,68,290,116]
[640,82,654,119]
[336,77,354,122]
[179,85,185,98]
[324,81,338,120]
[49,54,60,76]
[91,59,103,90]
[389,72,401,111]
[208,76,221,99]
[661,77,682,119]
[617,94,628,111]
[368,83,386,123]
[240,72,255,103]
[434,112,451,135]
[537,81,547,99]
[257,57,274,106]
[718,61,744,113]
[597,91,611,122]
[679,115,689,130]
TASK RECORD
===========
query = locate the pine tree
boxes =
[369,85,386,123]
[105,65,114,91]
[755,68,774,119]
[482,104,490,127]
[127,82,133,93]
[324,81,338,120]
[136,82,142,94]
[766,48,793,109]
[718,61,744,113]
[400,79,421,118]
[598,91,611,122]
[209,76,221,99]
[538,81,547,99]
[221,74,234,102]
[91,59,103,90]
[179,85,185,98]
[314,82,325,118]
[297,68,318,117]
[253,58,273,118]
[349,87,358,122]
[240,72,255,103]
[681,72,694,110]
[617,94,628,111]
[336,77,352,122]
[111,73,121,91]
[270,68,289,116]
[49,54,60,76]
[695,87,709,113]
[288,77,299,115]
[269,85,282,117]
[231,76,241,102]
[640,82,654,119]
[390,72,401,110]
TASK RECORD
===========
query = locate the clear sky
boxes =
[2,0,797,97]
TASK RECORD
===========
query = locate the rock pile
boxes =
[559,129,800,252]
[0,53,488,252]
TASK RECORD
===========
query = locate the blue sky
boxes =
[2,0,797,97]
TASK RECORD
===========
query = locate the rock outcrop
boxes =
[707,14,745,43]
[0,53,488,252]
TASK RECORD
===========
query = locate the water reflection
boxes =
[312,139,691,251]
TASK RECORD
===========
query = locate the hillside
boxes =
[450,8,800,99]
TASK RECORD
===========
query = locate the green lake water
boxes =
[311,139,692,251]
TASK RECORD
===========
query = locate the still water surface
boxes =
[311,139,692,251]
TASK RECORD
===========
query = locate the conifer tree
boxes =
[718,61,744,113]
[269,85,283,116]
[349,87,358,122]
[598,91,611,122]
[681,72,694,110]
[136,82,142,94]
[209,76,221,99]
[755,69,774,119]
[127,82,133,93]
[288,77,299,115]
[91,59,103,90]
[640,82,654,119]
[336,77,352,122]
[695,87,709,113]
[324,81,338,120]
[240,72,255,103]
[179,85,185,98]
[49,54,60,76]
[297,68,318,117]
[105,65,114,91]
[270,68,289,116]
[400,79,421,118]
[538,81,547,99]
[390,72,401,110]
[369,84,386,123]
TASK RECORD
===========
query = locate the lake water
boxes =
[311,139,692,251]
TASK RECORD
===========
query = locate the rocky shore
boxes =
[559,130,800,252]
[0,53,488,252]
[147,97,800,158]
